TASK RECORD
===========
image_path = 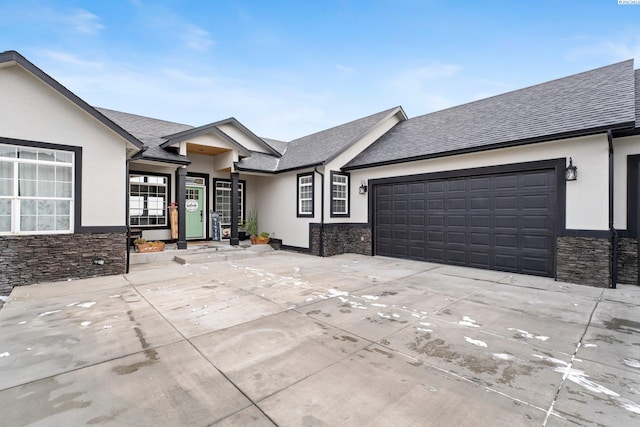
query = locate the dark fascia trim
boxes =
[322,106,406,166]
[76,226,127,234]
[0,51,144,152]
[129,170,173,230]
[329,171,351,218]
[296,172,315,218]
[235,161,323,175]
[163,117,280,157]
[628,154,640,238]
[559,229,614,238]
[0,137,85,231]
[161,123,251,157]
[343,123,635,171]
[130,154,191,166]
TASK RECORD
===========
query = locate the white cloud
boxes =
[41,50,104,69]
[604,40,640,63]
[181,24,216,51]
[61,8,105,36]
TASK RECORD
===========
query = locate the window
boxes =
[214,179,245,225]
[331,171,350,217]
[0,143,74,234]
[297,173,314,217]
[129,174,168,227]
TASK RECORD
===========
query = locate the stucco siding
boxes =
[255,170,317,248]
[217,123,271,153]
[0,64,128,228]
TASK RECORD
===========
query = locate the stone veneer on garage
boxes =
[617,237,638,285]
[310,223,372,257]
[556,236,612,287]
[0,232,126,294]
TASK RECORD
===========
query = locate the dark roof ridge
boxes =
[289,105,403,143]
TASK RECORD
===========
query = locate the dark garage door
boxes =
[374,169,556,277]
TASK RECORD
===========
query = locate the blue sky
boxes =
[2,0,640,140]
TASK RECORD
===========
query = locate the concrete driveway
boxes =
[0,251,639,426]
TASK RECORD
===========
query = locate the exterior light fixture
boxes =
[359,180,368,195]
[565,157,578,181]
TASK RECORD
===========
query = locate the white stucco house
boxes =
[1,50,639,292]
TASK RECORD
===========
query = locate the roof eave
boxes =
[343,122,636,171]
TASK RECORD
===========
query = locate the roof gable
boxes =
[0,51,143,154]
[346,60,637,169]
[268,106,405,172]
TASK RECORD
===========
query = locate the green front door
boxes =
[185,186,204,239]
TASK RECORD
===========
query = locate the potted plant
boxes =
[245,210,259,243]
[255,231,270,244]
[134,238,165,253]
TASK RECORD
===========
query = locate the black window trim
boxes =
[129,170,172,230]
[213,177,247,226]
[330,170,350,218]
[296,172,315,218]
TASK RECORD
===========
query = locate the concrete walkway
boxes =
[0,251,639,426]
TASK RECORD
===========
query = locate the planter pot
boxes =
[136,242,165,253]
[250,236,270,245]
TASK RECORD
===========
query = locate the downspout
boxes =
[608,130,617,289]
[314,166,325,257]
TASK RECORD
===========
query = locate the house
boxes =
[1,50,639,293]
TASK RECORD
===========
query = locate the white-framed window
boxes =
[214,179,244,225]
[129,174,168,227]
[297,173,314,217]
[0,143,74,234]
[331,171,350,217]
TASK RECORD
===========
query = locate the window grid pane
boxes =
[0,144,74,234]
[298,175,313,215]
[129,174,168,227]
[331,173,349,215]
[215,181,243,226]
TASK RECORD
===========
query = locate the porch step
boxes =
[130,242,275,265]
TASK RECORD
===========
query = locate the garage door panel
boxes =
[470,233,490,246]
[471,215,490,227]
[495,234,517,249]
[495,254,518,270]
[523,194,551,209]
[410,199,425,211]
[375,168,556,277]
[523,235,551,250]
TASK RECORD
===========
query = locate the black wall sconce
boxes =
[565,157,577,181]
[359,180,368,195]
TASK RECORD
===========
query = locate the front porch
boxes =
[128,240,275,267]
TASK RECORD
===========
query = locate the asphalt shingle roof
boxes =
[345,60,636,169]
[236,106,402,173]
[96,108,192,164]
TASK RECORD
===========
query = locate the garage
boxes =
[373,165,558,277]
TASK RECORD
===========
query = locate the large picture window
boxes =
[129,173,168,227]
[214,179,245,226]
[331,171,350,217]
[297,173,314,217]
[0,143,74,234]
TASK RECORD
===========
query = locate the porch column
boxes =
[177,166,187,249]
[230,172,240,246]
